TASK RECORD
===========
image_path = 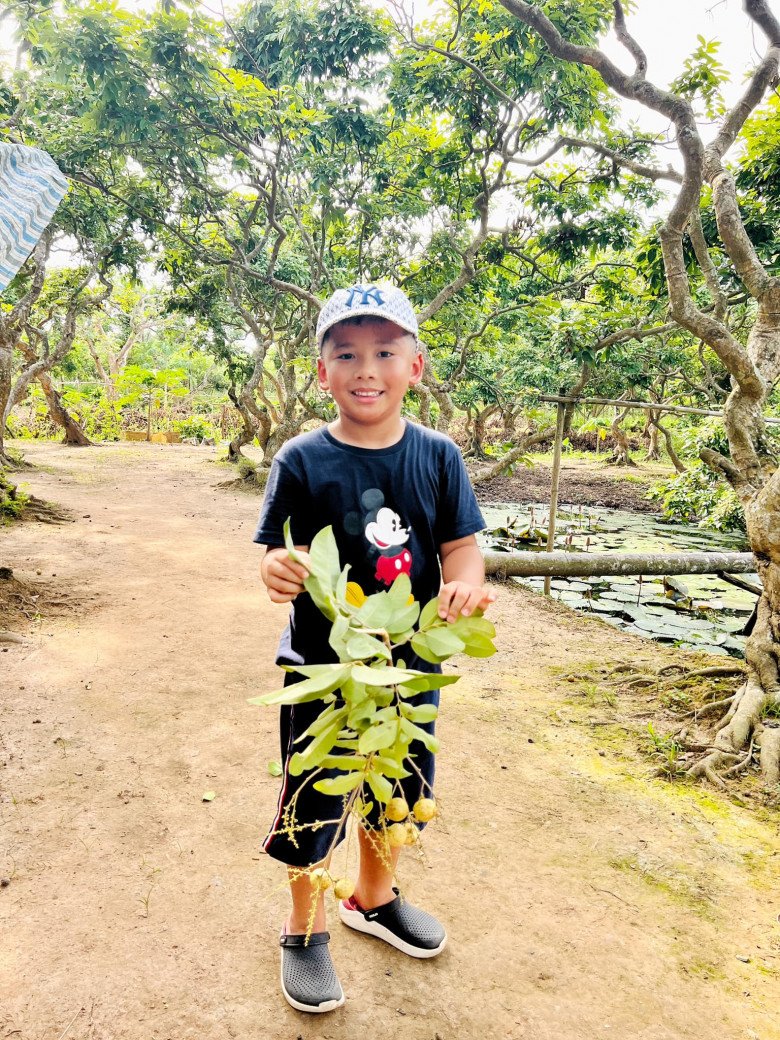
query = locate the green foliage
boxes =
[649,466,745,533]
[175,415,216,441]
[1,472,29,524]
[648,423,746,533]
[669,37,729,121]
[248,523,496,818]
[63,387,124,441]
[646,722,684,780]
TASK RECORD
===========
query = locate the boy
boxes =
[255,283,494,1013]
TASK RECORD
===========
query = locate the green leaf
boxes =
[312,772,363,796]
[358,719,400,755]
[367,769,393,804]
[425,627,466,657]
[296,704,349,743]
[319,754,366,770]
[419,597,441,629]
[400,703,439,723]
[346,631,391,661]
[371,754,412,779]
[304,573,337,621]
[400,717,440,754]
[461,633,497,658]
[449,614,496,639]
[335,564,350,604]
[283,518,304,564]
[201,790,216,802]
[328,613,351,657]
[249,663,351,706]
[340,677,369,705]
[389,628,415,644]
[410,632,447,664]
[398,673,460,693]
[267,760,283,777]
[348,698,377,729]
[356,591,393,629]
[289,714,345,774]
[387,572,412,610]
[387,601,421,637]
[350,664,419,686]
[308,525,341,591]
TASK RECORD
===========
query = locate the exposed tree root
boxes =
[759,728,780,789]
[569,662,745,691]
[689,694,737,720]
[655,663,746,681]
[23,495,72,524]
[687,675,776,788]
[721,737,756,778]
[215,465,270,492]
[0,449,34,472]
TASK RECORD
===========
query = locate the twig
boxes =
[57,1009,83,1040]
[716,571,762,597]
[589,884,640,912]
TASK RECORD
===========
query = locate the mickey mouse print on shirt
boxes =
[343,489,413,588]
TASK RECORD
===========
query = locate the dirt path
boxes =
[2,443,779,1040]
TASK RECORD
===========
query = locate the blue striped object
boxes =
[0,143,69,294]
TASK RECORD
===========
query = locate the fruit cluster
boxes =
[249,522,495,858]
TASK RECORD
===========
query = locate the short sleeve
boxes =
[253,456,312,547]
[433,444,485,546]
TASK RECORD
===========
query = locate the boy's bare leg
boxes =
[353,825,401,909]
[287,866,327,934]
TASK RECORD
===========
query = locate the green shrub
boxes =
[175,415,216,440]
[648,421,745,532]
[1,472,28,523]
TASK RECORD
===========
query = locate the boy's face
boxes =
[318,318,424,431]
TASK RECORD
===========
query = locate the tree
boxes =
[493,0,780,787]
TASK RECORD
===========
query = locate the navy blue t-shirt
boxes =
[254,421,485,668]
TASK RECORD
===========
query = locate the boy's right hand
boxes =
[261,547,311,603]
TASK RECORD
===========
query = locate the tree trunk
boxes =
[18,339,92,446]
[0,329,12,465]
[471,425,555,484]
[413,383,433,428]
[652,414,687,473]
[226,386,258,461]
[37,372,92,446]
[609,407,636,467]
[562,362,591,438]
[0,235,50,463]
[464,404,498,459]
[482,549,755,578]
[644,411,662,460]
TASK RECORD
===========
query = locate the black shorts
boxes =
[263,672,439,868]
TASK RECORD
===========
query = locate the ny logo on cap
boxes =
[345,285,385,308]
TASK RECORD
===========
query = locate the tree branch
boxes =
[612,1,647,79]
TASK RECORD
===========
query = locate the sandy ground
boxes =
[2,441,780,1040]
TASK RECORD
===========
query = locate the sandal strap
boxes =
[280,930,331,948]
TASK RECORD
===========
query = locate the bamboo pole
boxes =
[543,401,566,596]
[538,394,780,424]
[484,550,756,578]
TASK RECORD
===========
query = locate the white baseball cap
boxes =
[316,283,419,351]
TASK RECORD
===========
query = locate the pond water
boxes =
[478,502,757,658]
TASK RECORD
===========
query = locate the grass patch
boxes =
[608,852,714,914]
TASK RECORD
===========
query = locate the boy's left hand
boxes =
[438,582,496,623]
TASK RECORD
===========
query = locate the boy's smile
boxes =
[317,319,424,446]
